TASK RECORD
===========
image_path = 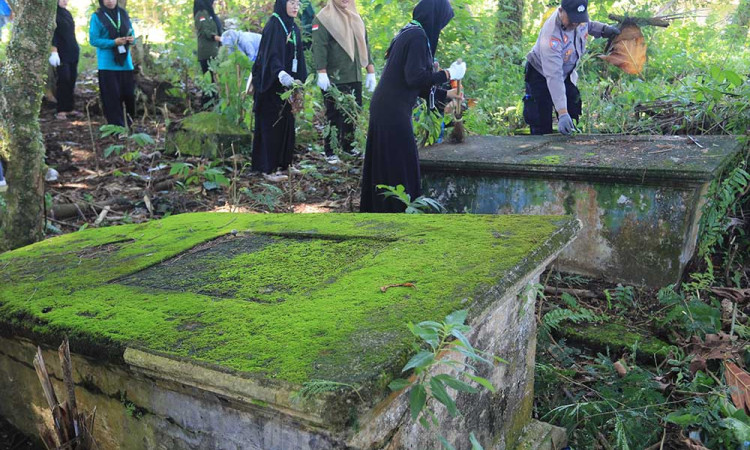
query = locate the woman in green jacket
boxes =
[312,0,375,164]
[194,0,222,106]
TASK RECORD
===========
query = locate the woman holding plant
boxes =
[311,0,376,164]
[359,0,465,213]
[251,0,308,181]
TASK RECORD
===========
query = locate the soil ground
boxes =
[39,71,362,235]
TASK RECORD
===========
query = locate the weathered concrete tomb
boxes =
[420,135,742,287]
[0,213,578,449]
[165,112,252,158]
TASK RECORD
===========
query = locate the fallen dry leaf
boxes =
[711,287,750,303]
[688,332,743,375]
[599,23,647,75]
[725,361,750,414]
[614,361,628,378]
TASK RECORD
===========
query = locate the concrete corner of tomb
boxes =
[420,135,743,286]
[0,212,579,449]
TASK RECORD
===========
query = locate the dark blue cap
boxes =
[561,0,589,23]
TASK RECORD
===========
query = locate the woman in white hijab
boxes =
[311,0,375,164]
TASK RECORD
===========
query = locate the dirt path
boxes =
[40,71,362,236]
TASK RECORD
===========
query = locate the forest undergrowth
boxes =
[534,137,750,449]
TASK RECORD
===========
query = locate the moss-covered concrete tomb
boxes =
[0,213,578,449]
[420,135,742,286]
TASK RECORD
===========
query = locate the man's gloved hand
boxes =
[602,25,621,39]
[317,72,330,91]
[278,70,294,87]
[558,113,577,135]
[49,51,60,67]
[447,60,466,80]
[365,73,376,92]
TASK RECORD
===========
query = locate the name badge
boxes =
[117,45,127,54]
[291,58,298,73]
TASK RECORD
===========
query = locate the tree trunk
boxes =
[730,0,750,44]
[497,0,523,41]
[0,0,57,251]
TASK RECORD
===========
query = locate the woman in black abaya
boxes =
[359,0,465,212]
[251,0,307,181]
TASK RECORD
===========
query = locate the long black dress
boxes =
[251,0,307,175]
[53,5,80,114]
[360,0,454,213]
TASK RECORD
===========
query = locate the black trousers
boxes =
[199,58,217,108]
[323,82,362,156]
[199,59,211,74]
[56,61,78,113]
[98,70,135,127]
[523,62,582,135]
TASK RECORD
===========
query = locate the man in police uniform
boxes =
[524,0,620,135]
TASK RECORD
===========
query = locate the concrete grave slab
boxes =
[0,212,578,449]
[165,112,252,158]
[420,135,742,286]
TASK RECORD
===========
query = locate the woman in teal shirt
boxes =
[89,0,135,127]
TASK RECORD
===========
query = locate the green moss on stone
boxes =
[182,112,249,136]
[559,322,673,360]
[165,112,251,157]
[529,155,563,165]
[0,213,577,393]
[502,386,535,447]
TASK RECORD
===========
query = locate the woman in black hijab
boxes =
[251,0,308,181]
[89,0,135,127]
[49,0,80,120]
[359,0,465,212]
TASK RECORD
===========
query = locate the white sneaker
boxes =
[325,155,340,165]
[0,179,6,192]
[288,166,302,175]
[262,172,288,182]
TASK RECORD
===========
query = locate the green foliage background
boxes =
[48,0,750,142]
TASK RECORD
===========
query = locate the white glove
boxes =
[558,113,576,135]
[49,51,60,67]
[447,60,466,81]
[278,70,294,87]
[365,72,377,92]
[317,72,330,91]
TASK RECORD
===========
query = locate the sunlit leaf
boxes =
[430,377,458,416]
[389,378,412,391]
[402,351,434,373]
[445,309,468,326]
[599,23,647,75]
[469,432,484,450]
[467,374,496,393]
[434,374,478,393]
[410,384,427,420]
